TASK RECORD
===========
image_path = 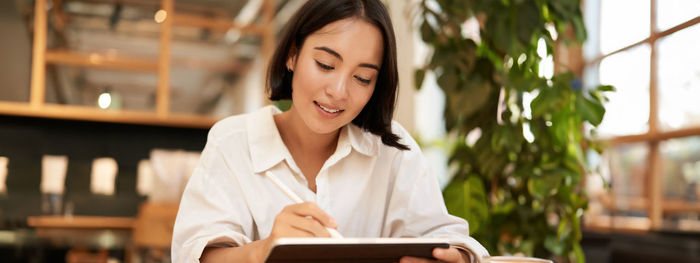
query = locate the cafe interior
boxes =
[0,0,698,262]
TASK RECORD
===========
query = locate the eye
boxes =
[354,76,371,85]
[315,60,334,71]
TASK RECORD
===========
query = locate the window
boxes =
[583,0,700,232]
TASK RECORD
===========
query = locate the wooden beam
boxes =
[607,133,653,145]
[64,0,229,17]
[261,0,276,105]
[649,0,659,135]
[664,200,700,214]
[587,16,700,65]
[171,57,250,73]
[261,0,275,67]
[30,0,47,108]
[0,101,217,129]
[44,50,248,73]
[554,25,585,76]
[651,15,700,42]
[45,50,158,72]
[65,0,161,8]
[648,142,664,230]
[156,0,173,118]
[173,13,266,35]
[654,127,700,141]
[647,0,663,231]
[51,0,67,31]
[607,126,700,145]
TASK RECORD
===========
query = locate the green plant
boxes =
[416,0,613,262]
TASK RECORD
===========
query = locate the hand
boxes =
[399,247,471,263]
[268,202,338,240]
[204,203,338,263]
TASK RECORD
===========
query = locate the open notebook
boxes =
[264,237,481,263]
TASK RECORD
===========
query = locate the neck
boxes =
[274,106,340,158]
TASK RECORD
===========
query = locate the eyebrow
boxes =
[314,46,380,71]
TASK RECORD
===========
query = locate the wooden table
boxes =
[28,215,137,262]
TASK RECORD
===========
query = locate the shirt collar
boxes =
[344,123,379,157]
[247,105,379,173]
[247,105,288,173]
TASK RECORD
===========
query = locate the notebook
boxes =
[264,238,450,263]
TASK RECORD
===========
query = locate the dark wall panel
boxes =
[0,115,208,228]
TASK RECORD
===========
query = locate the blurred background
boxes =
[0,0,697,262]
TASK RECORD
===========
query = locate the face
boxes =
[286,18,384,135]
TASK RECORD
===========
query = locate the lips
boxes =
[314,101,344,114]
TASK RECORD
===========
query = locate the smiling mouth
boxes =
[314,101,344,114]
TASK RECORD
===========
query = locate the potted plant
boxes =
[416,0,613,262]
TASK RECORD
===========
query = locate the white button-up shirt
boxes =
[171,105,488,262]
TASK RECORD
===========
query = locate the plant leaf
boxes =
[575,94,605,126]
[415,68,426,90]
[596,84,615,92]
[443,176,489,234]
[572,242,585,263]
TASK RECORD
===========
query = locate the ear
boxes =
[285,44,298,72]
[286,56,296,72]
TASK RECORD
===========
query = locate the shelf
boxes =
[45,50,158,72]
[598,194,647,212]
[46,49,249,74]
[0,101,217,129]
[28,215,135,229]
[27,215,134,250]
[597,194,700,214]
[586,214,700,233]
[21,0,276,129]
[585,215,651,232]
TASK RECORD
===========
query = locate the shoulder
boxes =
[207,113,249,144]
[379,121,431,181]
[196,110,260,172]
[208,105,280,141]
[367,120,424,163]
[389,120,421,153]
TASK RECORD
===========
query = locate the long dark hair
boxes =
[266,0,408,151]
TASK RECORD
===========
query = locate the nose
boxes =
[325,74,348,100]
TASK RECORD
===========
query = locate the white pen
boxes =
[264,171,344,238]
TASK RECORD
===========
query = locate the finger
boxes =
[272,212,316,238]
[281,224,315,238]
[399,256,437,263]
[433,247,466,263]
[291,202,338,228]
[285,213,331,237]
[270,222,315,240]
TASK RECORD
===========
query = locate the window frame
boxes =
[583,0,700,232]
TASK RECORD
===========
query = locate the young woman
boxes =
[171,0,488,262]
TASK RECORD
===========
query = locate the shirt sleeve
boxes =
[383,124,490,262]
[171,133,254,263]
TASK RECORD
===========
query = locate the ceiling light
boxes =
[98,92,112,109]
[154,10,167,23]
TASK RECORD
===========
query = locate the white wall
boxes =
[387,0,416,131]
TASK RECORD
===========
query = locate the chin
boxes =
[309,123,343,135]
[304,117,346,135]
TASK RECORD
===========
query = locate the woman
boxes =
[171,0,488,262]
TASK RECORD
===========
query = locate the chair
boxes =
[65,247,108,263]
[131,202,179,263]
